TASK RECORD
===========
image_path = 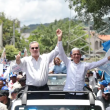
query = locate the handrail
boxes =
[21,90,94,105]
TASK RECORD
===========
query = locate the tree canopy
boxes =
[5,45,19,61]
[66,0,110,32]
[0,12,27,51]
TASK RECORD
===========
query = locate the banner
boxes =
[102,40,110,52]
[0,64,3,76]
[10,60,22,72]
[3,60,22,79]
[98,49,110,76]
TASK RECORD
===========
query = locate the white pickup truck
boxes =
[11,74,105,110]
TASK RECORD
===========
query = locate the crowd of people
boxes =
[0,71,26,110]
[85,70,110,109]
[0,29,110,110]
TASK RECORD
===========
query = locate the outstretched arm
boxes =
[86,56,110,70]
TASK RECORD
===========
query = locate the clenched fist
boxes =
[56,29,62,41]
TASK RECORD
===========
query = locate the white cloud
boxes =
[0,0,76,27]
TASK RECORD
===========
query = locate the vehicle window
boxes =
[48,75,66,90]
[48,75,66,85]
[15,105,102,110]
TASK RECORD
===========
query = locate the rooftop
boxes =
[98,35,110,41]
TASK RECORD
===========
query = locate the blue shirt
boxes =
[53,62,67,74]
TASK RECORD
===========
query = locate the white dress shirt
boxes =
[17,46,59,86]
[58,41,108,92]
[89,76,96,90]
[92,70,97,78]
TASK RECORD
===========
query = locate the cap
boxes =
[104,86,110,94]
[99,80,108,87]
[0,90,9,97]
[85,84,87,86]
[0,77,6,81]
[10,74,17,77]
[1,86,9,90]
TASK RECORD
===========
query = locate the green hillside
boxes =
[21,17,110,34]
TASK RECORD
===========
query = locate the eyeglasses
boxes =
[31,47,39,50]
[72,54,81,56]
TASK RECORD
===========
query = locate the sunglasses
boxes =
[31,47,39,50]
[72,54,81,56]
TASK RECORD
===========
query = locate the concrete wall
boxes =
[0,24,3,50]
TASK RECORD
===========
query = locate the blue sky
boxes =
[0,0,76,27]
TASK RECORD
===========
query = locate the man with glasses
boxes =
[57,29,110,99]
[15,30,62,99]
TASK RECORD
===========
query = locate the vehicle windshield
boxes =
[15,105,102,110]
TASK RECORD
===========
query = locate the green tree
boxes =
[66,0,110,31]
[5,45,19,61]
[0,50,2,57]
[21,25,30,33]
[0,19,2,24]
[0,12,25,50]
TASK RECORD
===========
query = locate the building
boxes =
[21,33,30,42]
[86,31,110,56]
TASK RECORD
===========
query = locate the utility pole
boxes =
[93,31,96,61]
[67,0,72,54]
[13,19,15,46]
[88,25,91,55]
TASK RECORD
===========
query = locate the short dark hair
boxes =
[11,88,20,94]
[18,77,26,83]
[89,71,93,74]
[0,90,9,97]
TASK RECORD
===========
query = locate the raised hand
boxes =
[56,29,62,41]
[16,52,21,64]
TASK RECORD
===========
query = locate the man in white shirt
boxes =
[15,30,62,99]
[92,68,98,83]
[57,29,110,99]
